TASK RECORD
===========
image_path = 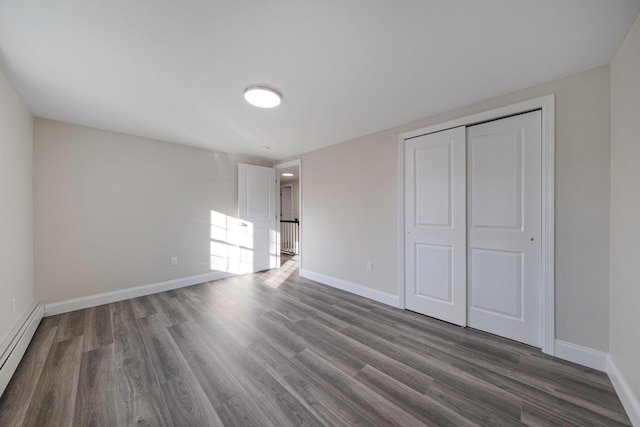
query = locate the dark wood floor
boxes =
[0,257,631,426]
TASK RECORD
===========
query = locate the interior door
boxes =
[405,126,467,326]
[467,111,542,346]
[238,163,277,273]
[281,186,293,221]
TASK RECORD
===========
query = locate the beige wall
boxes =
[34,119,270,303]
[302,65,611,352]
[0,69,34,344]
[610,13,640,401]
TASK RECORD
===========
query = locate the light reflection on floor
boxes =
[258,255,299,288]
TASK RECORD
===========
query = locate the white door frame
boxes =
[397,94,555,355]
[275,159,302,267]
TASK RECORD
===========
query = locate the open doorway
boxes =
[275,160,301,268]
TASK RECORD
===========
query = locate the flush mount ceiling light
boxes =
[281,172,294,177]
[243,86,281,108]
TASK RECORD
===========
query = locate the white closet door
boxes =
[405,127,467,326]
[467,111,542,346]
[238,163,277,273]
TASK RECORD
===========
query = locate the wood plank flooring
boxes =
[0,257,631,426]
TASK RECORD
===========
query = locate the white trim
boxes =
[607,355,640,426]
[0,302,43,370]
[397,94,556,355]
[541,96,556,355]
[401,95,554,140]
[300,269,401,308]
[274,167,282,267]
[397,138,406,309]
[44,271,234,316]
[553,339,608,372]
[0,302,44,396]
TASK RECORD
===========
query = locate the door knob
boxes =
[530,237,534,241]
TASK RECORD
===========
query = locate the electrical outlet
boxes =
[171,256,178,266]
[11,298,16,316]
[366,261,373,272]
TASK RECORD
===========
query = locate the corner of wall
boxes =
[608,355,640,426]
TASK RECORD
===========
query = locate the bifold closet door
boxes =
[405,126,467,326]
[466,111,542,347]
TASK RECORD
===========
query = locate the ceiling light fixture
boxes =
[243,86,282,108]
[281,172,294,177]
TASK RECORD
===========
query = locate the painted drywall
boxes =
[281,180,300,220]
[302,65,611,352]
[34,119,271,303]
[610,12,640,402]
[0,69,34,344]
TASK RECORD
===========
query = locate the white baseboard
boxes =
[44,271,235,316]
[0,302,44,396]
[299,269,400,308]
[608,355,640,426]
[554,339,608,372]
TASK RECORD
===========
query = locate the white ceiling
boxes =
[1,1,638,160]
[279,165,299,184]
